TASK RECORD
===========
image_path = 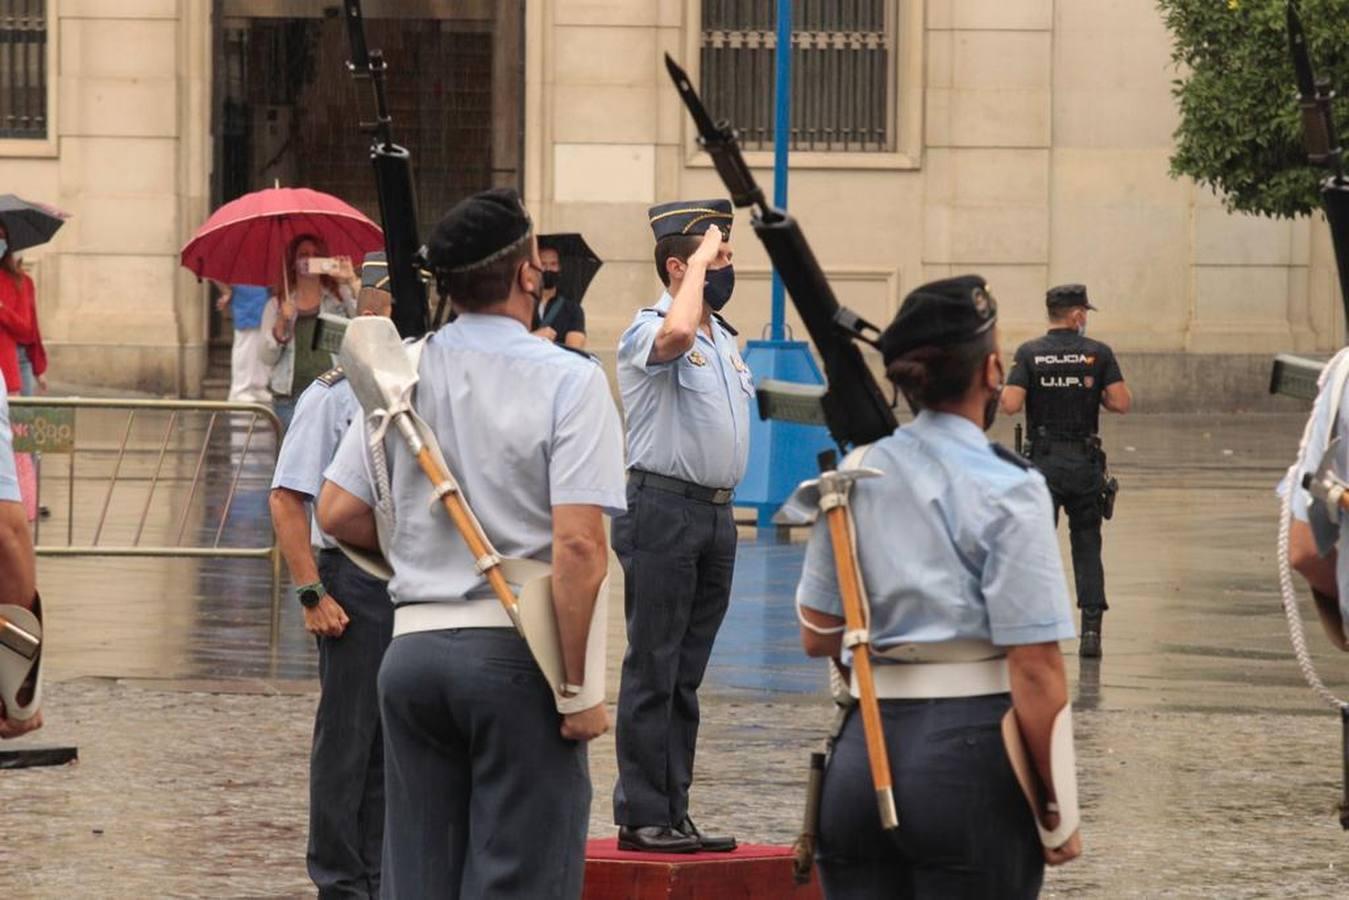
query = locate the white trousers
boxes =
[228,327,272,404]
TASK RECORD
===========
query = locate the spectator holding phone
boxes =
[260,234,358,427]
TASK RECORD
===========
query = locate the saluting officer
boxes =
[797,276,1082,896]
[269,252,394,898]
[612,199,751,854]
[1001,284,1132,658]
[318,189,626,898]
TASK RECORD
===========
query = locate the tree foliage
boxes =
[1160,0,1349,218]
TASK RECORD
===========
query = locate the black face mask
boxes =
[542,270,560,290]
[703,264,735,311]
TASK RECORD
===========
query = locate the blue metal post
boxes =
[770,0,791,341]
[737,0,833,531]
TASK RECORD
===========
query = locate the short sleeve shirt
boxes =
[0,393,18,503]
[796,411,1076,663]
[1007,329,1124,435]
[616,292,754,489]
[271,372,362,549]
[324,312,627,606]
[1280,349,1349,624]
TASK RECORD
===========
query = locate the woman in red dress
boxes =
[0,224,43,521]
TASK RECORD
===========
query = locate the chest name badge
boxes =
[687,350,708,367]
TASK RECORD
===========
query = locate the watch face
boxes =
[299,589,321,608]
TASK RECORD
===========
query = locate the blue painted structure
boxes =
[736,0,834,527]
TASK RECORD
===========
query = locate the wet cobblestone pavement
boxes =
[7,412,1349,896]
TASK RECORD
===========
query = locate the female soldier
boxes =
[795,275,1082,898]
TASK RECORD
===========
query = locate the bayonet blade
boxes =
[665,54,723,143]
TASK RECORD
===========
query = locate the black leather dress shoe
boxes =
[677,816,737,852]
[617,825,699,853]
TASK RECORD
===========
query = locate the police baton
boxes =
[815,450,899,835]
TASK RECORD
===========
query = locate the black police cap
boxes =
[1046,283,1097,310]
[425,188,533,274]
[879,275,997,364]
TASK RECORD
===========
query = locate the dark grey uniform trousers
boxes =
[612,480,736,827]
[378,627,591,900]
[1033,445,1107,612]
[311,550,394,899]
[816,694,1043,899]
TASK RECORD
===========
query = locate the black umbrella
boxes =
[538,233,603,304]
[0,194,69,253]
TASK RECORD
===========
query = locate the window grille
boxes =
[699,0,894,153]
[0,0,46,140]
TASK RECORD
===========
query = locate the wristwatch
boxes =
[297,581,325,609]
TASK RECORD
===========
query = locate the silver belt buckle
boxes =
[0,617,40,661]
[712,488,733,504]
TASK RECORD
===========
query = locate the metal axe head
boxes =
[1307,436,1345,505]
[772,467,884,526]
[338,316,419,418]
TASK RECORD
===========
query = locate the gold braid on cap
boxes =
[648,207,734,232]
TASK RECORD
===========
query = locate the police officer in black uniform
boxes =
[1002,284,1132,658]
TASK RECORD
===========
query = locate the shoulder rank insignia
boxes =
[315,366,346,387]
[687,349,708,367]
[558,344,599,363]
[991,442,1034,471]
[731,355,749,374]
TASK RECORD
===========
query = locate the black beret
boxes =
[648,199,733,241]
[879,275,997,364]
[360,251,389,291]
[425,188,533,274]
[1046,283,1097,310]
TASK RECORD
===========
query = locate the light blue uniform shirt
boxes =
[271,372,362,550]
[325,313,627,606]
[0,393,18,502]
[1281,357,1349,622]
[796,411,1076,663]
[617,292,754,489]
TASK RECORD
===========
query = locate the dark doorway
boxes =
[209,0,524,347]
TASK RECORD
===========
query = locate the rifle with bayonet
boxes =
[341,0,427,340]
[1270,1,1349,399]
[664,54,895,451]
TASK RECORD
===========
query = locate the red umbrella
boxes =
[180,187,383,288]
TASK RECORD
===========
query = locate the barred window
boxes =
[700,0,894,153]
[0,0,47,140]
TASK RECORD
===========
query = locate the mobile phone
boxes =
[303,257,342,276]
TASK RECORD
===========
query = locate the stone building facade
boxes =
[0,0,1336,408]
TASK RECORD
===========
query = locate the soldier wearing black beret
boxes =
[796,275,1083,894]
[1001,283,1133,658]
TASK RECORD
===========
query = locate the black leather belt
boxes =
[629,469,734,505]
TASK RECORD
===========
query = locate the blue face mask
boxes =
[0,239,9,258]
[703,264,735,311]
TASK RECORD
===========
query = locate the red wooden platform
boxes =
[583,837,822,899]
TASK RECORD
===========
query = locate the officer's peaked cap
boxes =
[425,188,533,274]
[648,199,733,241]
[879,275,997,364]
